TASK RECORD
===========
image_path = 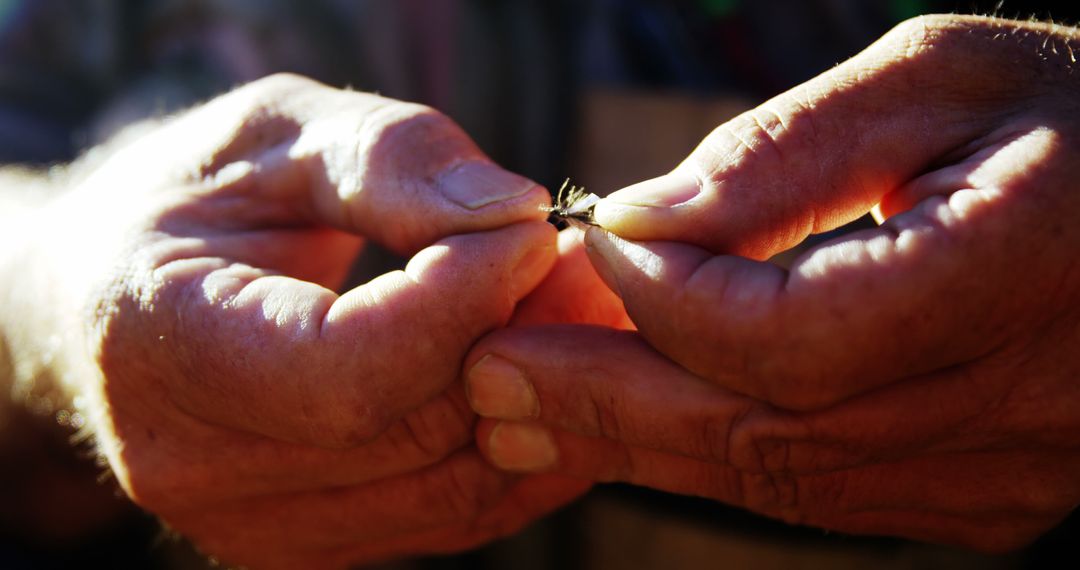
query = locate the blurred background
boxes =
[2,0,1079,568]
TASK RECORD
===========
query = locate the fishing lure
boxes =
[542,179,601,228]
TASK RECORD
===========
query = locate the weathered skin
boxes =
[467,15,1080,552]
[0,74,589,569]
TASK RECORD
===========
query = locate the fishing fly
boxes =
[542,179,601,228]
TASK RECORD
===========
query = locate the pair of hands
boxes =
[3,13,1078,569]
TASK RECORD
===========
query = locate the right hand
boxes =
[2,74,588,568]
[465,16,1080,552]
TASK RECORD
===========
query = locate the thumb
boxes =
[593,15,1047,259]
[175,73,552,255]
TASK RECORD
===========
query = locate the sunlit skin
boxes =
[0,74,590,569]
[466,15,1080,552]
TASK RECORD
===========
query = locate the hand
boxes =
[464,15,1080,552]
[506,228,634,330]
[0,74,588,568]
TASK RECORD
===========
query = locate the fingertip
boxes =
[603,172,702,208]
[592,201,666,240]
[591,199,634,233]
[465,354,540,421]
[477,418,563,474]
[482,181,554,227]
[392,221,556,334]
[593,172,700,238]
[485,421,559,473]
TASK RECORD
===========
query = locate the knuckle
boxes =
[221,73,317,121]
[720,405,758,470]
[725,408,796,475]
[882,15,1023,77]
[585,382,630,441]
[193,73,316,176]
[349,102,481,247]
[694,104,797,188]
[724,409,819,519]
[370,104,481,178]
[243,72,321,98]
[362,101,464,155]
[877,15,1065,102]
[724,110,788,165]
[735,470,800,518]
[696,415,736,466]
[885,14,961,60]
[684,111,817,256]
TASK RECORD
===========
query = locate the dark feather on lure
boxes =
[542,179,601,229]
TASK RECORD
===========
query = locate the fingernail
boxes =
[439,162,537,210]
[488,422,558,472]
[602,172,700,208]
[510,244,554,299]
[583,229,621,297]
[466,355,539,420]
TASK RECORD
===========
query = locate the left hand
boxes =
[1,74,590,568]
[464,15,1080,552]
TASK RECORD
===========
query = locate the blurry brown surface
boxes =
[572,88,751,196]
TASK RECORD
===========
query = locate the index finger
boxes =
[100,221,557,448]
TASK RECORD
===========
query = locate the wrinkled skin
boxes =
[1,74,590,568]
[466,15,1080,552]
